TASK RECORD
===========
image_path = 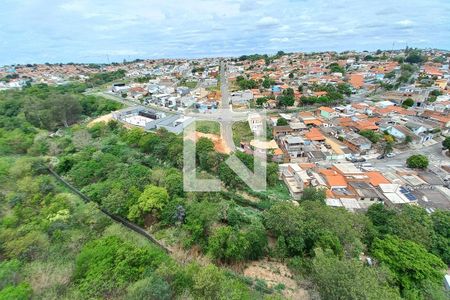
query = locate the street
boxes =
[367,142,448,173]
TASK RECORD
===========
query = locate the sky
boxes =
[1,0,450,65]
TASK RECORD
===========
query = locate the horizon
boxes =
[2,0,450,66]
[2,47,449,68]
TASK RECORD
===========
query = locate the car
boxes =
[357,157,366,162]
[377,155,385,160]
[386,153,396,158]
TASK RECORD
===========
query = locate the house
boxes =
[348,73,364,89]
[112,83,130,93]
[319,169,348,190]
[343,132,372,153]
[304,128,326,142]
[281,135,306,158]
[156,115,194,134]
[405,122,433,143]
[348,181,385,203]
[231,90,253,105]
[353,120,379,132]
[317,106,339,119]
[272,148,285,163]
[279,163,312,199]
[365,171,391,187]
[272,125,293,138]
[289,120,308,133]
[176,86,190,96]
[378,184,418,206]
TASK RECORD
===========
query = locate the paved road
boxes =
[367,142,449,180]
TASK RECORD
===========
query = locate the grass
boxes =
[184,81,198,89]
[260,183,292,201]
[194,120,221,135]
[206,86,220,92]
[232,121,253,145]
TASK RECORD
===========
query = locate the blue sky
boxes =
[1,0,450,65]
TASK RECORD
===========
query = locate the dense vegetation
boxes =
[1,83,449,299]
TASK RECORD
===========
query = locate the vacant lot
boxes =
[192,120,221,135]
[232,121,253,145]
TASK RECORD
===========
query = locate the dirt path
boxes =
[87,113,114,127]
[244,259,311,299]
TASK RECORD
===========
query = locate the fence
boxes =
[46,167,171,254]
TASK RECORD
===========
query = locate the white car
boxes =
[386,153,396,158]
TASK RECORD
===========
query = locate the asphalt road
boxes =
[368,143,446,166]
[367,142,450,181]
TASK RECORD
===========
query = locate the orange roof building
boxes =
[348,73,364,89]
[319,169,348,189]
[304,119,323,126]
[305,128,326,141]
[365,171,390,186]
[354,120,379,131]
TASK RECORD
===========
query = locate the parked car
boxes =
[377,155,385,160]
[386,153,396,158]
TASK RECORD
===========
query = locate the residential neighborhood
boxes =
[3,0,450,298]
[2,49,450,214]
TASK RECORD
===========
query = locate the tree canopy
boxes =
[406,154,429,169]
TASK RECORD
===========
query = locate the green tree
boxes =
[383,141,394,154]
[263,202,305,255]
[442,136,450,151]
[404,135,413,144]
[74,236,166,297]
[277,88,295,107]
[310,249,401,300]
[164,171,184,197]
[402,98,414,108]
[276,118,289,126]
[431,210,450,264]
[406,154,429,169]
[405,50,426,64]
[371,235,446,296]
[24,93,82,129]
[262,77,275,89]
[0,260,21,289]
[366,203,396,235]
[208,226,250,263]
[188,264,251,300]
[183,201,220,246]
[126,276,171,300]
[359,130,381,143]
[242,222,268,260]
[301,187,326,204]
[328,62,345,74]
[128,185,169,222]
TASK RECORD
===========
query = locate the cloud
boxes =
[270,37,289,43]
[256,16,280,27]
[317,26,339,33]
[1,0,450,65]
[396,19,414,27]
